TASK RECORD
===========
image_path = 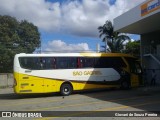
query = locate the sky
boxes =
[0,0,146,52]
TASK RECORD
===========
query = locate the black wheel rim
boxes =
[63,86,70,95]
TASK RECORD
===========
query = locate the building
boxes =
[114,0,160,85]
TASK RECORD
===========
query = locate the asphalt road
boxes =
[0,87,160,120]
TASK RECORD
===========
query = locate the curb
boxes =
[136,86,160,95]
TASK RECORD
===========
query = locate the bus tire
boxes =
[60,83,73,96]
[121,80,130,90]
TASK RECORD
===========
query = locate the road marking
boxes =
[32,96,148,111]
[36,100,160,120]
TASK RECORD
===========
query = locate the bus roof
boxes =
[15,53,135,58]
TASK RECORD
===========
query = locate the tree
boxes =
[124,40,140,58]
[98,20,130,53]
[0,15,40,73]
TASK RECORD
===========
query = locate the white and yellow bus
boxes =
[13,53,143,96]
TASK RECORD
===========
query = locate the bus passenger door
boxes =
[131,74,139,87]
[130,62,142,87]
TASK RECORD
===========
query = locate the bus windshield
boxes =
[125,57,142,74]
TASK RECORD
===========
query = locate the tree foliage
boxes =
[98,20,130,53]
[0,15,40,73]
[124,40,140,58]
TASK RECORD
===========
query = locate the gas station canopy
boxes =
[114,0,160,34]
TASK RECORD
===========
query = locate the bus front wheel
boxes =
[60,83,73,96]
[121,80,130,90]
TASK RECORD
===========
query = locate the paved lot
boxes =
[0,87,160,120]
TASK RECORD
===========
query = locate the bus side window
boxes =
[39,57,56,70]
[38,58,45,69]
[68,57,77,68]
[83,58,94,68]
[77,58,81,68]
[78,58,84,68]
[52,58,56,69]
[44,57,55,69]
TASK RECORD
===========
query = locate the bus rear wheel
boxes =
[60,83,73,96]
